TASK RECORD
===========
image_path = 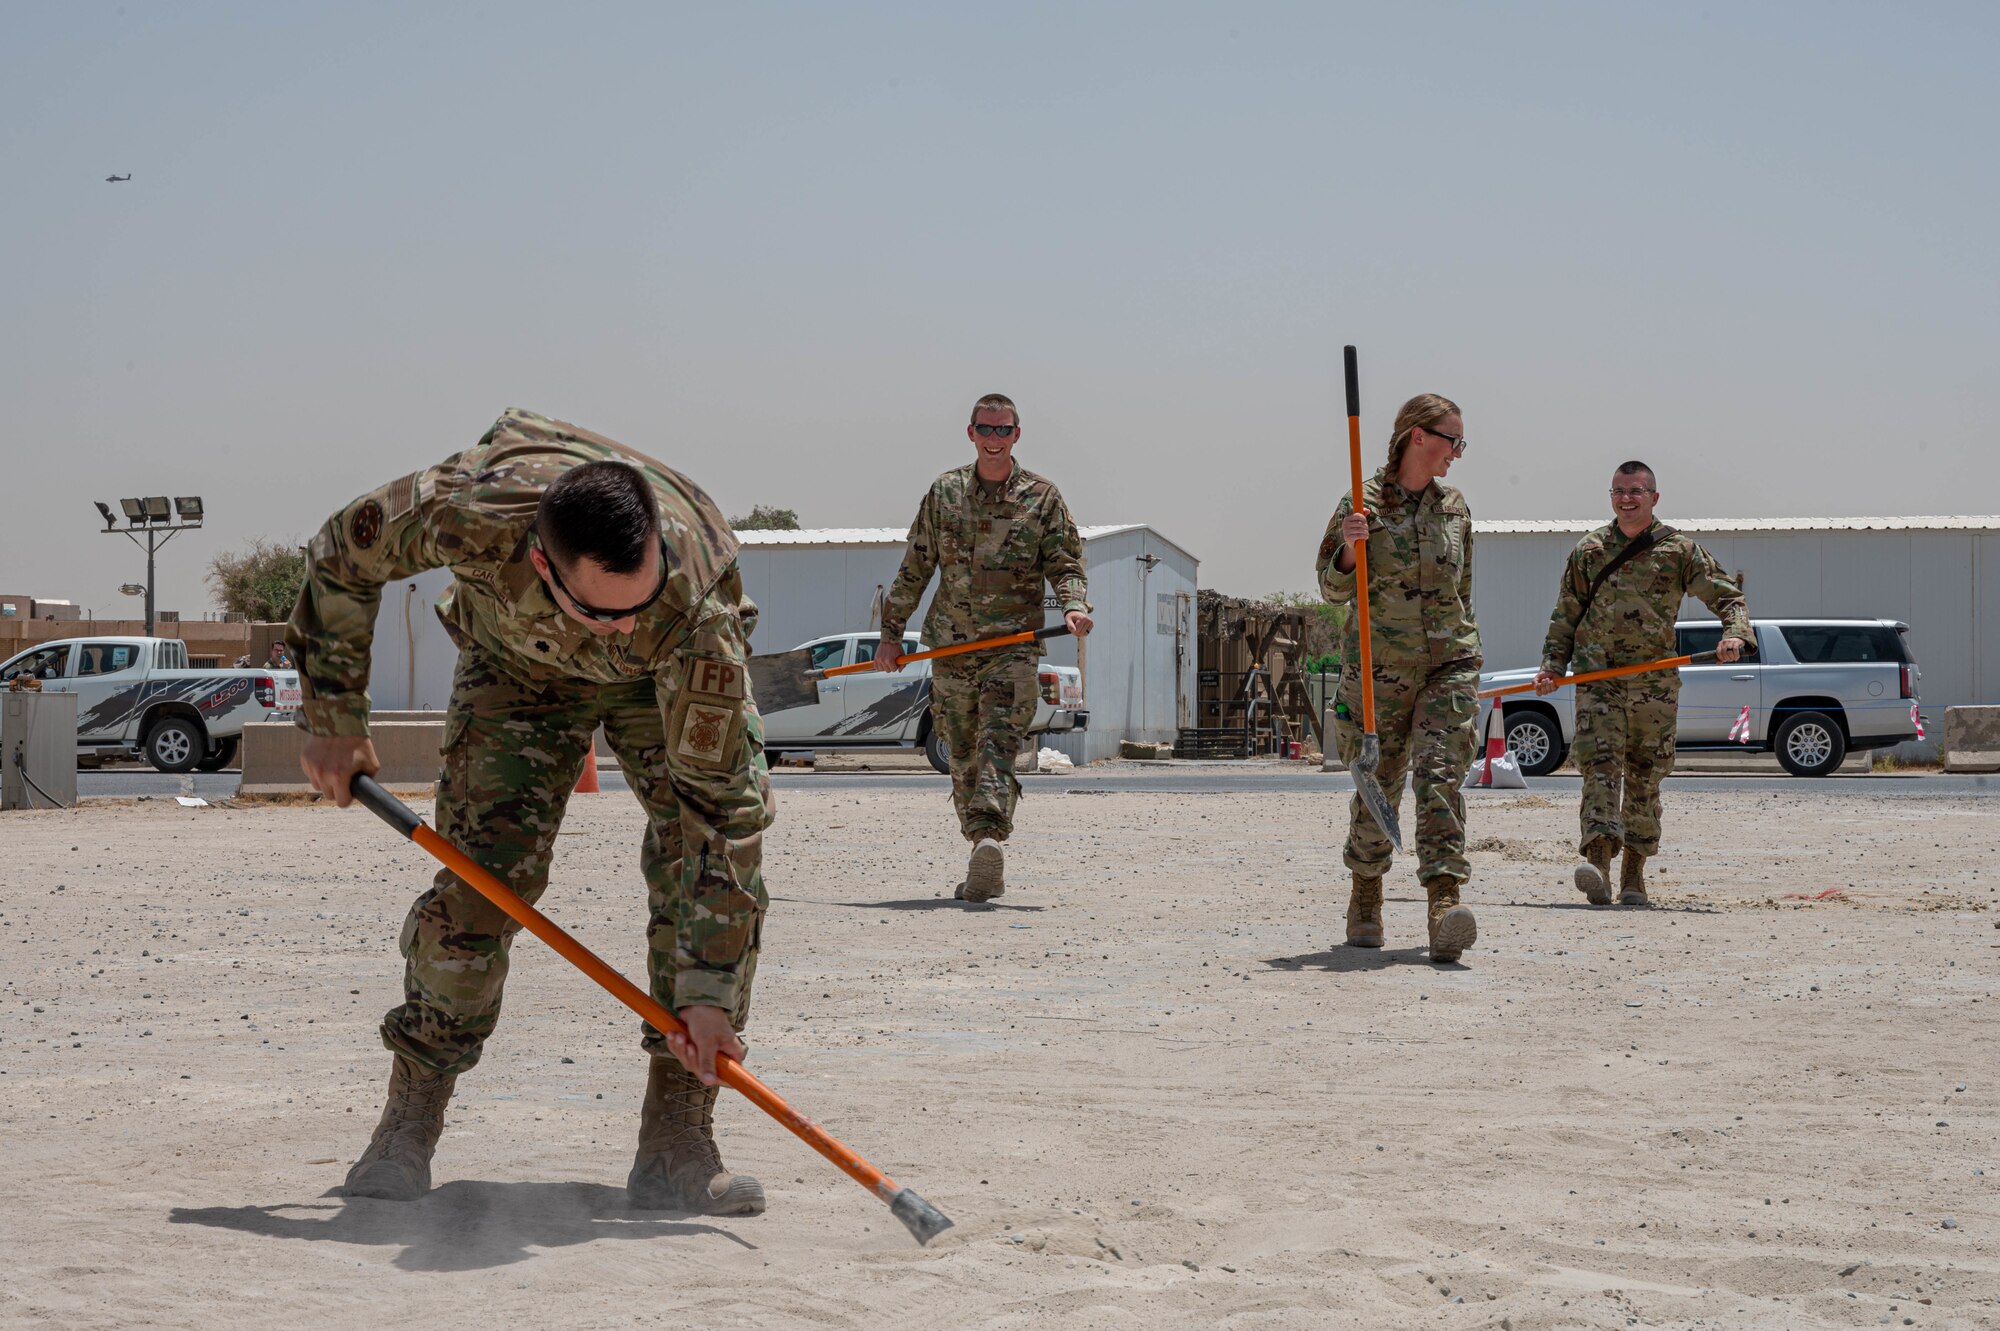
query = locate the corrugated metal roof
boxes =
[736,524,1149,545]
[1476,516,2000,534]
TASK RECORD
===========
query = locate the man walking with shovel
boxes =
[874,393,1091,902]
[1533,460,1750,905]
[289,408,772,1216]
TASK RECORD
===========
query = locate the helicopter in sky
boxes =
[105,173,131,183]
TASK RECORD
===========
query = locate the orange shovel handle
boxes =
[816,623,1071,680]
[1344,346,1377,737]
[1477,653,1699,700]
[350,776,949,1241]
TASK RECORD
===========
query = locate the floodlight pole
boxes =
[100,522,192,637]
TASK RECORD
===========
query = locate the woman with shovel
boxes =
[1315,388,1482,963]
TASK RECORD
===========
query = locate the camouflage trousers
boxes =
[1333,657,1479,884]
[382,650,770,1076]
[930,644,1039,842]
[1573,677,1677,857]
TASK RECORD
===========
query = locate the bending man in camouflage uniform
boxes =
[874,393,1091,902]
[1534,460,1750,905]
[1316,395,1482,963]
[290,409,772,1216]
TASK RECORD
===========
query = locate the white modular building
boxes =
[363,524,1201,764]
[1471,516,2000,752]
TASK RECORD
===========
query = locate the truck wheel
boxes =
[1504,707,1567,777]
[195,736,240,772]
[923,724,951,775]
[146,717,205,773]
[1774,710,1846,777]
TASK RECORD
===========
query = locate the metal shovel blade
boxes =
[745,648,820,714]
[888,1187,956,1245]
[1349,732,1404,851]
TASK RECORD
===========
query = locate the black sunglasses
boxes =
[972,424,1017,438]
[1420,424,1468,454]
[539,535,671,622]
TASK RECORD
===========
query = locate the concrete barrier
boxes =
[239,715,448,797]
[1943,706,2000,774]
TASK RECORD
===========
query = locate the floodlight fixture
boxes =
[94,501,116,529]
[119,583,146,596]
[120,497,146,524]
[174,496,204,523]
[143,496,172,523]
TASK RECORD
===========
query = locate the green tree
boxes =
[207,538,308,622]
[730,504,800,531]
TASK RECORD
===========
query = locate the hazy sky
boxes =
[4,2,1995,618]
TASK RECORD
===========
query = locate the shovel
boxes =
[1476,642,1757,701]
[349,774,955,1246]
[747,623,1074,714]
[1342,346,1403,851]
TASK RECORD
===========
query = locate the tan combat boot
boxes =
[1573,838,1615,906]
[1345,874,1385,948]
[627,1057,767,1215]
[344,1054,457,1201]
[1425,879,1478,964]
[957,837,1006,902]
[1619,849,1649,906]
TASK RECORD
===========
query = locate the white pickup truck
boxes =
[0,636,302,773]
[762,631,1086,772]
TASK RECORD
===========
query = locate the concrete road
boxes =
[73,760,1998,802]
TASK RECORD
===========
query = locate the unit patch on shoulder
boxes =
[677,701,735,765]
[351,500,385,550]
[684,655,747,700]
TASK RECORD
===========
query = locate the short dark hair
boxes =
[970,393,1019,426]
[1615,460,1656,488]
[536,460,659,574]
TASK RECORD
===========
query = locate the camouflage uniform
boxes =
[287,409,772,1076]
[880,461,1088,842]
[1316,469,1481,887]
[1541,520,1749,858]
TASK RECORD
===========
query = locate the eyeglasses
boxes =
[539,535,672,623]
[1609,487,1656,499]
[973,424,1017,438]
[1420,425,1467,455]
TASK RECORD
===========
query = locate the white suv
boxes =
[761,631,1086,773]
[1477,619,1921,778]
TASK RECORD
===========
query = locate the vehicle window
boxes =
[1676,626,1725,656]
[808,640,846,671]
[77,643,141,676]
[905,639,922,655]
[3,645,70,681]
[1781,624,1906,664]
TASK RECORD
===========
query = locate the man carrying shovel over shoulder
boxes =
[1533,460,1750,906]
[874,393,1091,902]
[288,408,772,1216]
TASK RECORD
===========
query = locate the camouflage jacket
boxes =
[1540,520,1750,677]
[879,461,1090,647]
[1316,468,1481,670]
[286,409,772,1009]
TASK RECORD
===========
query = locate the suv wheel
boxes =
[923,724,951,775]
[1504,708,1567,777]
[1774,710,1846,777]
[146,716,205,773]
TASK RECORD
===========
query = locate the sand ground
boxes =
[2,776,1996,1329]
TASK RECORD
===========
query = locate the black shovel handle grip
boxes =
[351,773,421,839]
[1343,345,1360,418]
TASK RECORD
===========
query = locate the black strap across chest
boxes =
[1574,525,1675,628]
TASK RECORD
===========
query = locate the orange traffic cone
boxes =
[574,755,600,794]
[1479,733,1507,787]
